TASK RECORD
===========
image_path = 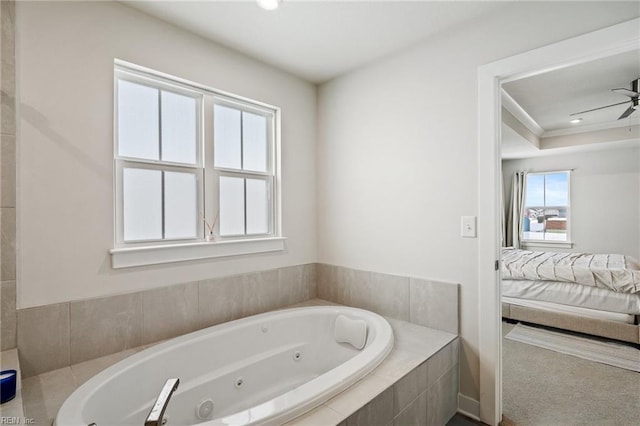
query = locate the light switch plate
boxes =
[461,216,477,238]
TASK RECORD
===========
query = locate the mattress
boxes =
[502,296,636,324]
[502,279,640,315]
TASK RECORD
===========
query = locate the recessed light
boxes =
[569,118,582,124]
[257,0,281,10]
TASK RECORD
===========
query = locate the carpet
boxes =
[505,323,640,372]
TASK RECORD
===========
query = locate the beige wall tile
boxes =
[393,360,427,416]
[240,270,279,317]
[426,365,459,426]
[336,266,371,309]
[142,282,198,344]
[317,263,338,301]
[1,0,16,137]
[18,303,70,378]
[1,279,16,350]
[393,389,427,426]
[0,0,15,72]
[346,386,393,426]
[1,207,15,280]
[302,263,317,300]
[427,344,450,387]
[198,275,245,329]
[1,135,15,208]
[409,278,458,334]
[370,272,410,321]
[69,293,142,364]
[278,263,317,306]
[0,89,15,136]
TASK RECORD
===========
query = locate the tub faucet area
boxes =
[145,378,180,426]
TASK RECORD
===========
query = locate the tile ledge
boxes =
[0,348,25,420]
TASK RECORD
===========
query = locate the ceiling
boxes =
[503,49,640,133]
[122,0,506,83]
[501,48,640,159]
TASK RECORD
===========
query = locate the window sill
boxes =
[110,237,287,269]
[521,240,573,250]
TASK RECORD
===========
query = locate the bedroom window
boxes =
[112,61,283,267]
[522,171,570,243]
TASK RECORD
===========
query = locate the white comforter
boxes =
[501,248,640,294]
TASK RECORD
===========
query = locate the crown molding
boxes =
[501,89,544,137]
[542,117,640,138]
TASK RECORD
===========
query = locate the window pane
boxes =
[524,174,544,206]
[123,168,162,241]
[118,80,159,160]
[161,91,197,165]
[214,105,241,169]
[523,172,569,242]
[246,179,268,234]
[242,111,268,172]
[219,176,245,236]
[164,171,197,239]
[544,172,568,206]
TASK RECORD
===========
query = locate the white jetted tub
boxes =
[55,306,393,426]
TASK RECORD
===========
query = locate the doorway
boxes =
[477,18,640,426]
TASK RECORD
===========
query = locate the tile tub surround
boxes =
[17,263,316,378]
[317,264,459,335]
[21,299,459,426]
[15,262,460,379]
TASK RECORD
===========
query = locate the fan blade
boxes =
[612,88,640,98]
[569,100,630,116]
[617,105,637,120]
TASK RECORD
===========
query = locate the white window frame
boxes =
[521,170,572,249]
[114,69,205,246]
[208,96,277,239]
[110,60,284,268]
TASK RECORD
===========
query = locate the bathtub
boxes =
[55,306,393,426]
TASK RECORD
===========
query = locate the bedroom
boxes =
[1,1,639,425]
[499,51,640,423]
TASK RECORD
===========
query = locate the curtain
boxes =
[505,171,525,248]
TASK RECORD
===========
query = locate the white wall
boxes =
[16,1,317,308]
[316,1,639,407]
[502,146,640,259]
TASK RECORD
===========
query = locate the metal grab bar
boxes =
[144,378,180,426]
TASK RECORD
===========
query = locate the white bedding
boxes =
[502,279,640,315]
[502,296,636,324]
[502,248,640,294]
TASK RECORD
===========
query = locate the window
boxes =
[522,171,570,243]
[112,62,281,266]
[115,77,202,244]
[213,102,273,237]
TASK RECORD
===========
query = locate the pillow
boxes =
[334,314,368,350]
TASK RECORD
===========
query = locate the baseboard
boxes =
[457,393,480,421]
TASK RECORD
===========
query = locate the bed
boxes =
[500,247,640,344]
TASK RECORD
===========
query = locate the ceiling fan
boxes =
[570,78,639,120]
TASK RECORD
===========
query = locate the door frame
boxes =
[477,18,640,426]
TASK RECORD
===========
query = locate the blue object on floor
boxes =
[0,369,17,404]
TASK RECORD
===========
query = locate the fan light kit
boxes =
[570,78,640,120]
